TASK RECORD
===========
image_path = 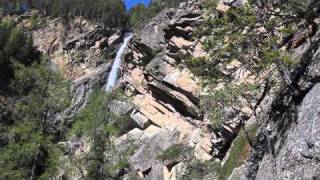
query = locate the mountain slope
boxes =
[1,0,320,179]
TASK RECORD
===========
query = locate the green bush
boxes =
[185,57,224,84]
[201,84,259,130]
[182,160,220,180]
[0,0,128,28]
[196,0,306,87]
[128,0,187,30]
[157,144,185,161]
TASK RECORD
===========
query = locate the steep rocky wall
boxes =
[116,1,215,179]
[117,0,270,179]
[32,16,122,80]
[228,27,320,180]
[119,0,320,179]
[27,16,126,135]
[8,1,320,179]
[220,1,320,178]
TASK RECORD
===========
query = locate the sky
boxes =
[124,0,151,10]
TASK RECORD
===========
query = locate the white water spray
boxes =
[106,32,133,91]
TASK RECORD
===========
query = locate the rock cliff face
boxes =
[11,0,320,179]
[32,16,122,80]
[118,1,215,178]
[29,16,125,133]
[118,0,320,179]
[229,26,320,180]
[117,1,277,178]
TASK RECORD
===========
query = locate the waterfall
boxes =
[106,32,133,91]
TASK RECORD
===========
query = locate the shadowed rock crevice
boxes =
[148,82,198,119]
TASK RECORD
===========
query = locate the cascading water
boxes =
[106,32,133,91]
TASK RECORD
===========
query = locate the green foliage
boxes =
[202,3,258,64]
[195,0,307,86]
[0,58,70,179]
[280,23,298,37]
[12,59,71,132]
[157,144,185,161]
[71,89,129,138]
[28,12,46,29]
[203,0,219,11]
[0,20,65,177]
[185,57,224,84]
[70,89,132,179]
[0,20,40,84]
[201,84,259,129]
[128,3,149,30]
[1,0,128,28]
[182,160,220,180]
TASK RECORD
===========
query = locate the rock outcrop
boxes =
[114,1,218,178]
[228,19,320,180]
[28,16,125,136]
[120,0,320,179]
[255,83,320,180]
[32,16,122,80]
[8,1,320,179]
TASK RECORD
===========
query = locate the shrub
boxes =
[157,144,185,162]
[201,84,259,130]
[182,160,220,180]
[185,57,224,84]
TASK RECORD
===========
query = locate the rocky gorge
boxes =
[1,0,320,179]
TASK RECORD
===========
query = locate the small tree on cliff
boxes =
[70,89,131,179]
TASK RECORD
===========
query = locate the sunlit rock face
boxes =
[32,16,122,80]
[115,1,218,178]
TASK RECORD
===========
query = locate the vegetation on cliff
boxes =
[1,0,320,179]
[67,89,133,179]
[184,0,320,178]
[0,20,40,85]
[0,25,71,178]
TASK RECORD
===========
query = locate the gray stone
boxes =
[130,111,150,129]
[109,100,134,115]
[254,84,320,180]
[129,129,180,173]
[146,164,165,180]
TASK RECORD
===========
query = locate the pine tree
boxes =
[70,89,131,179]
[0,21,40,85]
[0,58,71,179]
